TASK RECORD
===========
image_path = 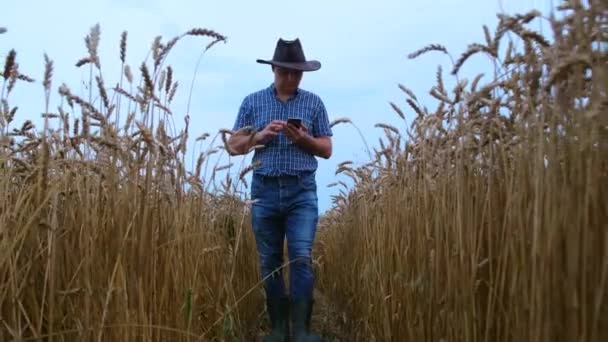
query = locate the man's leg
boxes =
[251,209,287,298]
[285,195,318,300]
[286,172,320,342]
[251,174,289,342]
[251,175,287,298]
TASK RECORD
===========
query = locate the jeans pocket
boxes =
[251,174,264,199]
[298,172,317,191]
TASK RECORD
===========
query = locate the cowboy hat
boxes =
[256,38,321,72]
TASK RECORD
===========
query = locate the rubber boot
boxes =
[263,297,290,342]
[291,298,321,342]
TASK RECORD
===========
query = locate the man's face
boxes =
[273,66,303,94]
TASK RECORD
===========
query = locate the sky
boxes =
[1,0,554,212]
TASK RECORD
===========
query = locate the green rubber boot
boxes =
[263,297,290,342]
[291,299,321,342]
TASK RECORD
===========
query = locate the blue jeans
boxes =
[250,171,319,300]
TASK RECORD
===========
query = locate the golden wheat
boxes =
[319,2,607,341]
[0,23,266,341]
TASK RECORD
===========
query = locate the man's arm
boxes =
[227,130,261,156]
[296,134,332,159]
[284,123,332,159]
[227,120,286,156]
[284,99,333,159]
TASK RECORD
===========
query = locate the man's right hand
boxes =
[254,120,286,145]
[227,120,286,156]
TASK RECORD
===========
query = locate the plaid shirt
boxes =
[232,84,333,176]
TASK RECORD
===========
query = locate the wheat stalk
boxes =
[375,123,400,135]
[407,44,448,59]
[140,63,154,98]
[165,66,173,94]
[75,57,92,68]
[452,43,497,75]
[239,160,261,180]
[85,23,101,69]
[119,31,127,63]
[329,117,351,128]
[389,102,405,120]
[43,54,53,92]
[3,49,16,80]
[184,28,227,42]
[96,76,109,109]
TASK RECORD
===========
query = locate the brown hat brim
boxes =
[256,59,321,72]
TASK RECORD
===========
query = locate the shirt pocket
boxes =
[296,105,316,131]
[251,109,272,132]
[302,117,314,133]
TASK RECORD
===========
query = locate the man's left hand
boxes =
[284,122,309,145]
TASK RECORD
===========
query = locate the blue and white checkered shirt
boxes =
[232,84,333,176]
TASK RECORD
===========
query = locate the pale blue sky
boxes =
[2,0,553,212]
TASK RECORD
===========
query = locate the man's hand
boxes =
[254,120,286,144]
[284,121,308,144]
[284,122,332,159]
[227,120,285,156]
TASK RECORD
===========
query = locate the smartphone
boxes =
[287,118,302,128]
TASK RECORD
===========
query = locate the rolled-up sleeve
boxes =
[312,100,333,137]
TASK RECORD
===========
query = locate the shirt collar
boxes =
[269,83,299,101]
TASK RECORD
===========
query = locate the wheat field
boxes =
[318,1,607,341]
[1,0,607,341]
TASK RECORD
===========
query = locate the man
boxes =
[227,38,332,342]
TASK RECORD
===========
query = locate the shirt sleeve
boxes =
[232,96,252,131]
[311,100,333,138]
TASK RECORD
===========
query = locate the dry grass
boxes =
[318,2,607,341]
[1,25,263,341]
